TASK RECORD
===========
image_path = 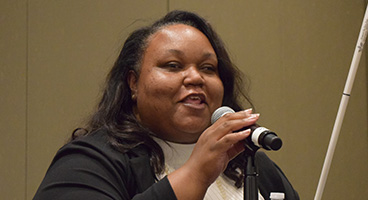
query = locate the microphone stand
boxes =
[243,139,260,200]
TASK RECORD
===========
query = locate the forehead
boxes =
[147,24,212,49]
[137,23,218,73]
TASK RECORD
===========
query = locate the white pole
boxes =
[314,4,368,200]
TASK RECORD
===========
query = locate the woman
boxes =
[34,10,299,200]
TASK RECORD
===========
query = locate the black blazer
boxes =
[34,129,299,200]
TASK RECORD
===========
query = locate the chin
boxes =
[179,123,209,136]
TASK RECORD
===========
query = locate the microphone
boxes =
[211,106,282,151]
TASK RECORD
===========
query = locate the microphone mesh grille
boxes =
[211,106,235,124]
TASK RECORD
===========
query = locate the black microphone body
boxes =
[211,106,282,151]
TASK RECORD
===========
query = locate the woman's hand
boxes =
[168,109,259,199]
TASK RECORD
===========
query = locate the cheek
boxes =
[210,79,225,107]
[135,72,179,132]
[137,73,177,107]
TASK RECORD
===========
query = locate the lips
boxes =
[181,93,207,107]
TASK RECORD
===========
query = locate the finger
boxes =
[216,108,253,123]
[243,108,253,116]
[227,140,246,160]
[212,114,259,140]
[215,129,250,152]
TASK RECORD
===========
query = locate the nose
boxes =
[183,66,205,87]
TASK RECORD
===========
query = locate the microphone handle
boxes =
[247,124,282,151]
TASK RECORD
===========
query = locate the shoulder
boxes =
[35,129,153,199]
[55,128,153,186]
[53,129,129,168]
[58,129,149,163]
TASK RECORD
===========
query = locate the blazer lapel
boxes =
[129,153,156,192]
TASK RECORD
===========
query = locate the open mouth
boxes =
[181,94,207,108]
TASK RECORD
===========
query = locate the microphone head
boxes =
[211,106,235,124]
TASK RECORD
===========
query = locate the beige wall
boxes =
[1,1,367,199]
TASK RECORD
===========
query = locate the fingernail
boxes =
[244,108,253,114]
[242,129,251,136]
[250,113,260,119]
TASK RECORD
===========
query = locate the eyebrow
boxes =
[167,49,217,60]
[168,49,184,55]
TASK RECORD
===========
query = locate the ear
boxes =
[127,70,138,99]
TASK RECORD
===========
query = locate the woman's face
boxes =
[129,24,224,143]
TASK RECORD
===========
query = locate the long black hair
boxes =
[73,10,252,188]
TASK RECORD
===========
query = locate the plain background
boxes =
[1,1,367,199]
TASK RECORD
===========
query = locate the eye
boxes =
[163,61,182,71]
[200,64,218,74]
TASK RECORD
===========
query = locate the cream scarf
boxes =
[154,138,264,200]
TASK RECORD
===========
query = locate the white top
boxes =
[154,137,264,200]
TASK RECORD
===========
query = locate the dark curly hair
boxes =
[72,10,253,188]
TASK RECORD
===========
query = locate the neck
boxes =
[153,137,196,170]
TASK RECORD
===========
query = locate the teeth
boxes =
[190,96,201,100]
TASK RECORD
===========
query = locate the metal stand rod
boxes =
[314,4,368,200]
[244,154,258,200]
